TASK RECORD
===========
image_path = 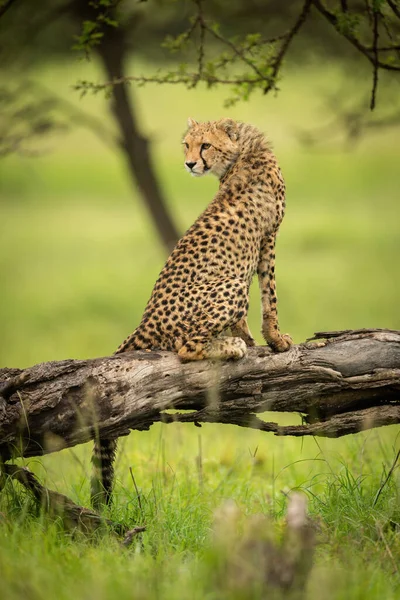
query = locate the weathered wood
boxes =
[0,328,399,461]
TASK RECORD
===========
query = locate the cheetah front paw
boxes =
[268,333,293,353]
[228,337,248,359]
[205,337,247,360]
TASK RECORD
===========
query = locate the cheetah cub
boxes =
[117,117,293,359]
[92,118,293,507]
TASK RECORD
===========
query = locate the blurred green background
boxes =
[1,61,399,368]
[0,50,399,598]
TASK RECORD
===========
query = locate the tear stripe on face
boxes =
[200,147,210,172]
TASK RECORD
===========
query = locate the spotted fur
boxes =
[117,117,292,357]
[91,118,292,506]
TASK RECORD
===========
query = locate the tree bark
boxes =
[0,329,399,462]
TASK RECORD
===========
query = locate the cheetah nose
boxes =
[185,161,196,169]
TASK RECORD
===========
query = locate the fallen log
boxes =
[0,328,399,462]
[1,463,146,539]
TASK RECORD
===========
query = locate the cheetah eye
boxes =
[201,143,211,150]
[184,142,189,149]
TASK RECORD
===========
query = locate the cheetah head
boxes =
[183,118,239,179]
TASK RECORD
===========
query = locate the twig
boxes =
[362,45,400,52]
[121,526,146,548]
[0,0,18,19]
[387,0,400,19]
[129,467,143,517]
[378,9,400,61]
[364,0,373,26]
[370,8,379,110]
[205,22,271,83]
[74,73,269,94]
[265,0,312,94]
[2,464,125,533]
[196,434,203,487]
[372,448,400,508]
[311,0,400,72]
[195,0,205,79]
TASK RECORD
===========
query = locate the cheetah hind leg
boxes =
[231,317,256,347]
[178,335,247,361]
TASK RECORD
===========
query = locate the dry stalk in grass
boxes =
[212,493,316,596]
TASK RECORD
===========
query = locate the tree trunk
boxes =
[71,1,180,253]
[96,27,179,252]
[1,329,399,462]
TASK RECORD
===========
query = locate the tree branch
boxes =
[0,329,399,463]
[1,463,123,532]
[370,7,379,109]
[387,0,400,20]
[1,463,147,541]
[73,0,400,110]
[311,0,400,73]
[0,0,18,19]
[265,0,312,94]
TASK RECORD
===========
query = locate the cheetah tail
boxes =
[90,438,118,510]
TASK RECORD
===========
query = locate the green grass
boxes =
[0,60,399,599]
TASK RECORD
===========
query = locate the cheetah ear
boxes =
[187,117,198,129]
[217,118,238,141]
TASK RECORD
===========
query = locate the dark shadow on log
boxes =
[0,329,399,464]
